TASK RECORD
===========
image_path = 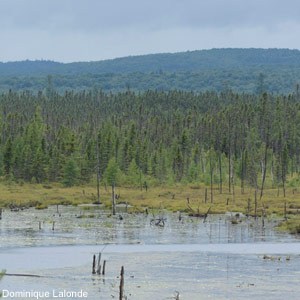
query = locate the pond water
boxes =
[1,205,300,299]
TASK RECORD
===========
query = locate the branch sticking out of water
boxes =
[4,273,47,278]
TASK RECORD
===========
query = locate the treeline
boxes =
[1,49,300,77]
[1,67,300,95]
[0,89,299,197]
[1,49,300,94]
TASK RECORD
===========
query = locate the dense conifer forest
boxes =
[1,48,300,94]
[0,88,299,198]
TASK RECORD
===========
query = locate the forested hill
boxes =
[2,48,300,76]
[1,48,300,94]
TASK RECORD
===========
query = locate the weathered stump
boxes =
[119,266,124,300]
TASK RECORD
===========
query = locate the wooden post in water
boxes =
[119,266,124,300]
[56,204,59,214]
[102,260,106,275]
[92,255,96,274]
[112,183,116,215]
[0,208,2,220]
[39,221,41,230]
[52,221,55,231]
[97,253,101,275]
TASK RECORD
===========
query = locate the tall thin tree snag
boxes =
[230,157,235,204]
[208,148,215,204]
[254,189,257,219]
[112,182,116,215]
[96,133,101,203]
[259,93,270,202]
[228,114,231,194]
[218,151,222,194]
[260,141,268,201]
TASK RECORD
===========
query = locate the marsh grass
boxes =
[1,181,300,233]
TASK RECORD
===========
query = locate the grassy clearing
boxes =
[1,181,300,234]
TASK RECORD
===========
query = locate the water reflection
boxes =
[0,206,298,248]
[1,206,300,299]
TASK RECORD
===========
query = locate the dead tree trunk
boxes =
[262,203,265,228]
[241,152,244,194]
[284,200,287,221]
[112,183,116,215]
[210,170,213,203]
[219,151,222,194]
[260,129,269,201]
[92,255,96,274]
[140,170,143,191]
[102,260,106,275]
[254,189,257,219]
[247,198,250,217]
[231,158,235,204]
[228,117,231,193]
[97,253,101,275]
[96,138,100,203]
[119,266,124,300]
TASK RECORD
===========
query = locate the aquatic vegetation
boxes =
[76,214,95,219]
[35,203,48,210]
[0,182,299,233]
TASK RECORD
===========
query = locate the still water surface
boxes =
[1,205,300,299]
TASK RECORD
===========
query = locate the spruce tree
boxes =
[63,158,79,187]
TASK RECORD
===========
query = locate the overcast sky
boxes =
[1,0,299,62]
